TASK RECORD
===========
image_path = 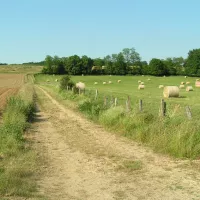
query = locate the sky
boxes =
[0,0,200,64]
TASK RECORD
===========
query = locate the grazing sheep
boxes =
[108,81,112,84]
[185,76,187,78]
[181,82,185,85]
[138,80,141,84]
[159,85,164,89]
[55,79,58,82]
[94,82,98,85]
[82,74,84,76]
[186,81,190,84]
[147,78,151,81]
[103,82,106,85]
[179,85,185,89]
[117,80,121,83]
[140,82,144,85]
[46,80,50,82]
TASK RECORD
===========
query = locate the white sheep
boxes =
[94,82,98,85]
[103,82,106,85]
[108,81,112,84]
[55,79,58,82]
[117,80,121,83]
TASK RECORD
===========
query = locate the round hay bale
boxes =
[76,82,85,90]
[140,82,144,85]
[179,85,185,89]
[186,86,193,92]
[163,86,179,98]
[186,81,190,84]
[138,85,145,90]
[181,82,185,85]
[159,85,164,89]
[195,81,200,87]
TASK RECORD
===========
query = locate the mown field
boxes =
[35,74,200,117]
[0,65,43,74]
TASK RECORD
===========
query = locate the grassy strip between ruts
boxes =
[35,75,200,159]
[0,83,44,199]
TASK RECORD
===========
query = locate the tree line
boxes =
[41,48,200,76]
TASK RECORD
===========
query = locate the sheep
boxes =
[55,79,58,82]
[147,78,151,81]
[94,82,98,85]
[138,80,141,84]
[108,81,112,84]
[103,82,106,85]
[117,80,121,83]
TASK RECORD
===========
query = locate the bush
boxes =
[59,75,75,90]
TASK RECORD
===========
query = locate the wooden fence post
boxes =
[160,99,166,117]
[139,99,143,112]
[110,97,114,107]
[114,98,118,107]
[95,89,98,100]
[104,96,108,106]
[185,106,192,120]
[126,96,131,112]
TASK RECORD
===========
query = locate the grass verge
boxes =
[0,83,41,199]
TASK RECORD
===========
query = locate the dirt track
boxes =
[33,86,200,200]
[0,74,24,111]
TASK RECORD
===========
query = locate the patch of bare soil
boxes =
[33,86,200,200]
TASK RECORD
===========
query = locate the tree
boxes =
[122,48,141,66]
[149,58,167,76]
[185,49,200,76]
[42,55,53,74]
[104,55,113,75]
[113,53,127,75]
[64,55,82,75]
[81,55,93,74]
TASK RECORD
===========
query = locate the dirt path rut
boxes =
[33,86,200,200]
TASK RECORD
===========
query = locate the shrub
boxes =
[59,75,75,90]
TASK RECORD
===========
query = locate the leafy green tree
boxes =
[113,53,127,75]
[42,55,53,74]
[149,58,167,76]
[104,55,113,75]
[185,49,200,76]
[122,48,141,66]
[64,55,82,75]
[81,55,93,74]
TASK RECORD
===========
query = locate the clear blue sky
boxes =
[0,0,199,64]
